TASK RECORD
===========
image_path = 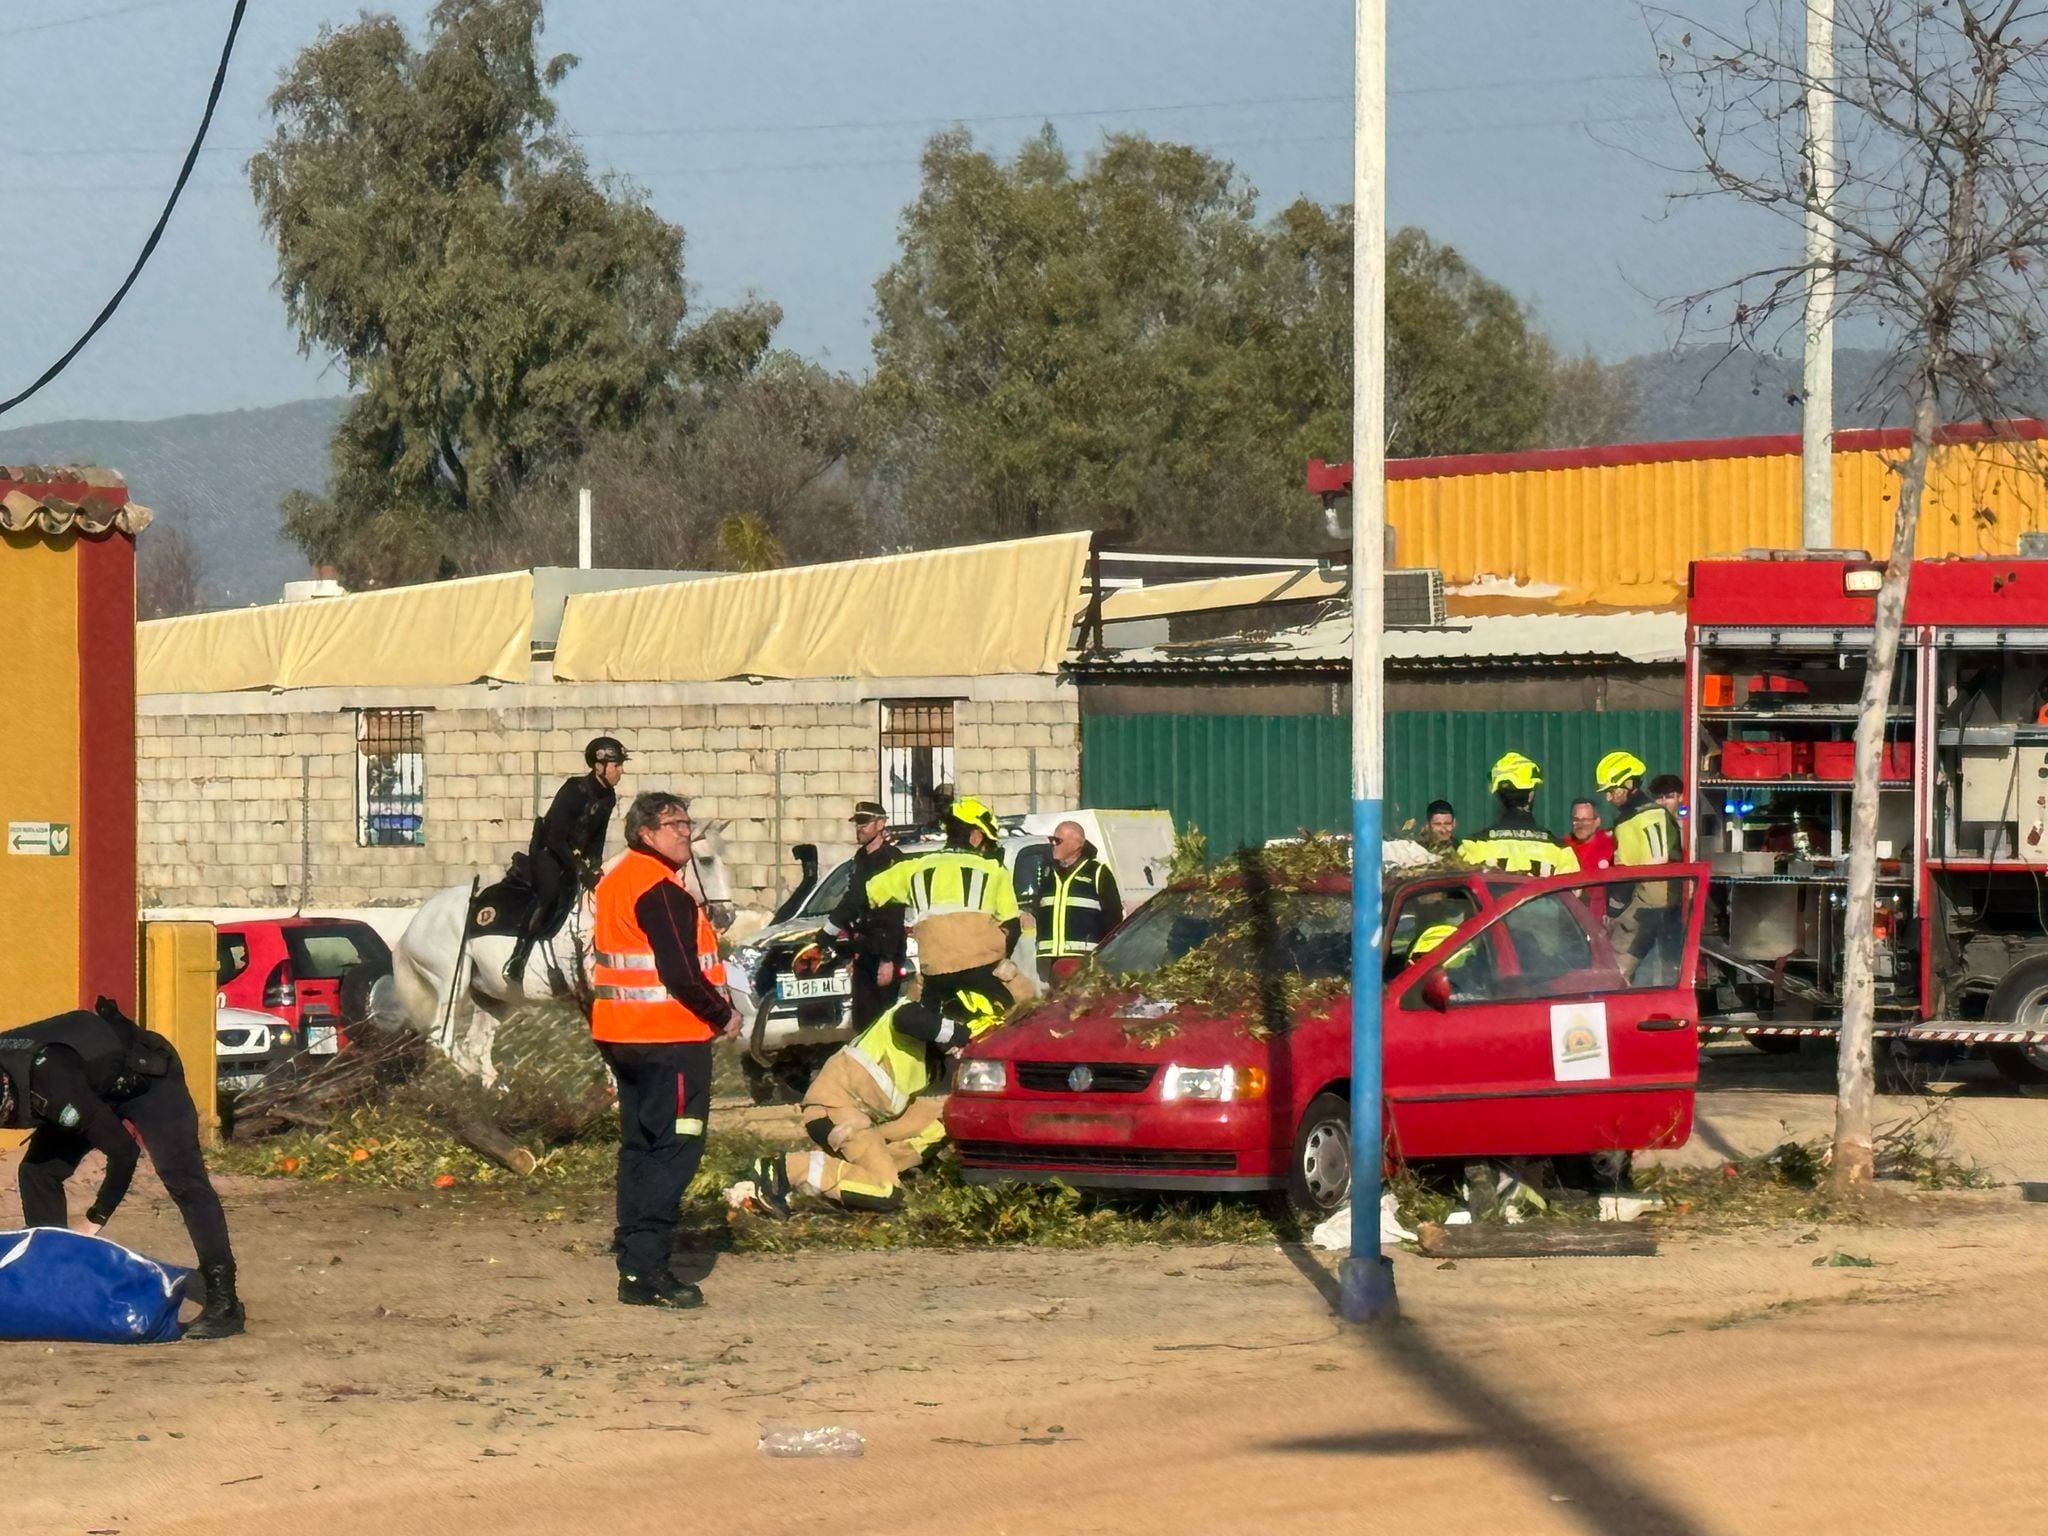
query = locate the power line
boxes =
[0,0,207,41]
[0,0,247,419]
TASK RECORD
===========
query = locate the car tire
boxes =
[1287,1092,1353,1221]
[339,959,394,1029]
[1985,956,2048,1089]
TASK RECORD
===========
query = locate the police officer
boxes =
[808,795,1026,1010]
[589,791,737,1309]
[746,987,1002,1214]
[0,998,243,1338]
[1457,753,1580,876]
[507,735,627,987]
[1033,820,1124,985]
[839,801,907,1027]
[1597,751,1684,981]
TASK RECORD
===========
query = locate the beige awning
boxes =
[1099,567,1347,622]
[554,532,1093,682]
[138,571,533,694]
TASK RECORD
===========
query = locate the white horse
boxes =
[389,821,736,1087]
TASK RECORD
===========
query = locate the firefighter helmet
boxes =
[947,795,1001,842]
[1489,752,1542,793]
[1595,750,1648,791]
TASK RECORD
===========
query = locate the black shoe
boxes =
[750,1155,793,1219]
[184,1261,247,1340]
[618,1273,704,1310]
[503,937,534,988]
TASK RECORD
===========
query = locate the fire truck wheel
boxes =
[1985,957,2048,1088]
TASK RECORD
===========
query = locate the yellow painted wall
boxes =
[0,533,80,1025]
[142,922,219,1146]
[1387,437,2048,606]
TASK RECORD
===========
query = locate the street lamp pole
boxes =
[1340,0,1397,1324]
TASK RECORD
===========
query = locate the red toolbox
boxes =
[1812,740,1913,781]
[1721,740,1800,779]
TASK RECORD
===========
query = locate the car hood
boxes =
[971,987,1246,1061]
[737,912,827,954]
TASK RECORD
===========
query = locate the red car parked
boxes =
[215,918,393,1057]
[947,864,1705,1217]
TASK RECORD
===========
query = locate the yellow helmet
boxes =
[1409,922,1471,969]
[1595,750,1648,791]
[1490,752,1542,793]
[948,794,1000,841]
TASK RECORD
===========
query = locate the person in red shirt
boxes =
[1566,798,1617,871]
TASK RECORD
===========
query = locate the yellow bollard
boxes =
[141,922,219,1146]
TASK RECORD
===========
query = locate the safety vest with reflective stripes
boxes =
[1037,857,1113,958]
[1613,794,1680,867]
[865,848,1019,927]
[841,992,1001,1116]
[590,849,727,1044]
[1457,824,1580,878]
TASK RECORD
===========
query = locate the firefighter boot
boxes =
[184,1261,246,1340]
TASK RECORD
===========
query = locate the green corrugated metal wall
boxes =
[1080,710,1683,854]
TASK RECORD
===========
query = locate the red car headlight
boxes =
[956,1060,1008,1094]
[1161,1064,1267,1101]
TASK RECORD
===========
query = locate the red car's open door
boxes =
[1379,865,1706,1162]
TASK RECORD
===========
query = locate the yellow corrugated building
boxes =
[1372,422,2048,608]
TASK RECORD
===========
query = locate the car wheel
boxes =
[1287,1092,1353,1220]
[339,959,394,1029]
[1986,956,2048,1089]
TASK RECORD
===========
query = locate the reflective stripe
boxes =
[675,1116,705,1137]
[593,984,672,1003]
[1055,895,1103,911]
[843,1044,909,1115]
[597,948,654,968]
[1036,938,1100,955]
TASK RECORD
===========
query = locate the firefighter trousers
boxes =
[782,1052,947,1212]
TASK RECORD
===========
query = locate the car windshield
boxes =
[801,859,855,919]
[1092,888,1353,980]
[284,926,390,980]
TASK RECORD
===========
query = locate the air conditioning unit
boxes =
[1384,568,1446,627]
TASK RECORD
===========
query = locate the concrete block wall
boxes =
[138,678,1081,918]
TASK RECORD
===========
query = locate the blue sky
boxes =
[0,0,1782,428]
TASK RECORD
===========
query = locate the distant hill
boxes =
[0,397,345,608]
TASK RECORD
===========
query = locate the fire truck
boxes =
[1688,551,2048,1085]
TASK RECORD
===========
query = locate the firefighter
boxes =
[0,998,243,1338]
[506,735,628,987]
[1457,753,1580,876]
[589,791,737,1309]
[746,988,1002,1214]
[1033,819,1124,986]
[1596,751,1684,982]
[803,795,1029,1007]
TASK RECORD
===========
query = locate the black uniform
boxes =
[508,773,618,983]
[836,839,907,1027]
[1033,839,1124,984]
[0,1006,232,1272]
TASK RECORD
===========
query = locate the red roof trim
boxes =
[1306,418,2048,489]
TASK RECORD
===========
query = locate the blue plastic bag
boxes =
[0,1228,190,1343]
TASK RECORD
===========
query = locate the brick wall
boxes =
[138,678,1081,917]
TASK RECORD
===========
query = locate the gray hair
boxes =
[624,791,690,849]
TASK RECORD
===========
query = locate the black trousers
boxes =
[17,1047,234,1271]
[849,957,902,1030]
[520,853,576,942]
[598,1039,712,1281]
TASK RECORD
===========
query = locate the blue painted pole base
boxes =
[1338,1252,1399,1324]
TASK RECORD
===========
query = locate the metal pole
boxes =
[1341,0,1396,1324]
[577,486,594,570]
[1800,0,1836,549]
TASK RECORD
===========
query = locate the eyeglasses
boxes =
[656,818,693,833]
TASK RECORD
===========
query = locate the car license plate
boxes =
[777,973,852,1002]
[218,1072,266,1093]
[305,1025,339,1055]
[1022,1111,1134,1141]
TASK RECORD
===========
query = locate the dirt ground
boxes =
[7,1048,2048,1536]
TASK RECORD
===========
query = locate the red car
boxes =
[215,918,394,1057]
[948,864,1705,1217]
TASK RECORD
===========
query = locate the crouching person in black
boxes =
[0,998,243,1339]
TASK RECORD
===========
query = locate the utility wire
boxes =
[0,0,247,418]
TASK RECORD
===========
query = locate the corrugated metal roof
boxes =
[1073,607,1685,674]
[0,466,150,537]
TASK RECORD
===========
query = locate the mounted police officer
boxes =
[506,735,628,987]
[0,998,243,1338]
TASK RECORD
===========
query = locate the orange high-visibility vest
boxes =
[591,849,727,1044]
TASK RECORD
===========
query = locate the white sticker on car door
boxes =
[1550,1001,1611,1081]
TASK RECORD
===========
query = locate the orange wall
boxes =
[1386,436,2048,606]
[0,533,82,1022]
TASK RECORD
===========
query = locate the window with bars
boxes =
[879,700,955,827]
[357,709,426,847]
